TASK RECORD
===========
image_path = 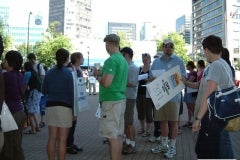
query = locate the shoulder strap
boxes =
[37,63,41,75]
[217,60,235,91]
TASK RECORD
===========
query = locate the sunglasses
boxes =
[142,53,150,58]
[164,44,173,49]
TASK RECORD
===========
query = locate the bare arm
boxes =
[98,74,113,88]
[192,80,217,131]
[182,77,200,89]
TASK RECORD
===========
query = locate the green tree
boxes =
[33,22,72,67]
[117,31,131,49]
[156,32,190,63]
[0,19,13,53]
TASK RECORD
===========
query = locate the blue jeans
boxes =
[219,130,234,159]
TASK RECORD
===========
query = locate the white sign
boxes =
[146,66,185,110]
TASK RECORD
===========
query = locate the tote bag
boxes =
[207,62,240,121]
[0,101,18,132]
[72,71,89,116]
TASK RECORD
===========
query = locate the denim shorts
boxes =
[183,92,197,103]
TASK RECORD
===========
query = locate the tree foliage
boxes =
[33,22,72,67]
[156,32,190,63]
[0,19,13,53]
[117,31,131,49]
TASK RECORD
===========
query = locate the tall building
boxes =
[108,22,136,40]
[192,0,240,63]
[176,15,191,44]
[0,5,45,47]
[49,0,92,41]
[140,22,163,41]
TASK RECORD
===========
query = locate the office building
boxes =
[176,15,191,44]
[108,22,136,40]
[192,0,240,63]
[140,22,163,41]
[49,0,92,41]
[0,5,45,47]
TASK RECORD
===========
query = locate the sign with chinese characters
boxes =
[146,65,185,110]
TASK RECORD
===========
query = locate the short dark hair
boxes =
[5,50,23,71]
[104,34,120,46]
[197,60,205,68]
[186,61,196,69]
[202,35,222,54]
[120,47,133,59]
[27,53,36,60]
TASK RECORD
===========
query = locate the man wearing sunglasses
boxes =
[150,38,186,158]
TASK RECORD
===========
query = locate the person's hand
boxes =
[93,68,100,77]
[73,116,77,121]
[181,77,187,84]
[192,119,201,132]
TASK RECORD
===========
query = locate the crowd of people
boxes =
[0,33,239,160]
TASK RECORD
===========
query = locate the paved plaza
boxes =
[18,95,240,160]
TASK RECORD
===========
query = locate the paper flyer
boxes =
[146,65,185,110]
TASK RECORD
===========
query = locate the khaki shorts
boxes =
[99,100,126,139]
[154,102,179,121]
[124,99,136,125]
[46,106,72,128]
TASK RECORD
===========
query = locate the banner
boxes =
[146,65,185,110]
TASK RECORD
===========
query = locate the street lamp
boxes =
[87,46,90,71]
[26,12,32,55]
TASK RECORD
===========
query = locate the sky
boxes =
[91,0,192,37]
[5,0,192,37]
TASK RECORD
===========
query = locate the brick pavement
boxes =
[22,94,240,160]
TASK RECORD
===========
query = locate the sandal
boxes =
[24,130,36,134]
[138,128,145,134]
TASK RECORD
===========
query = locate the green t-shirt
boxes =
[99,52,128,102]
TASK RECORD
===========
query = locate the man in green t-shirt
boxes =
[94,34,128,160]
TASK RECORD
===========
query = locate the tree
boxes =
[117,31,132,49]
[33,22,72,67]
[156,32,190,63]
[0,19,13,53]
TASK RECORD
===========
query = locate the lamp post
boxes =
[87,46,90,71]
[26,12,32,55]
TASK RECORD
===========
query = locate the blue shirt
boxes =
[126,61,139,99]
[42,66,74,107]
[151,54,186,102]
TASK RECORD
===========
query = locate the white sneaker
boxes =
[151,143,169,154]
[164,146,176,158]
[148,136,161,143]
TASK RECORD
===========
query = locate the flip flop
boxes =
[24,130,36,134]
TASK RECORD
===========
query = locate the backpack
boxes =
[28,71,42,91]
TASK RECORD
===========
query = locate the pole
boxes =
[27,12,32,56]
[87,46,90,70]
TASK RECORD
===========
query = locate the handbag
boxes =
[207,86,240,121]
[207,62,240,121]
[0,101,18,132]
[224,116,240,132]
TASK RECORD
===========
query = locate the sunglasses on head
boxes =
[164,44,173,49]
[142,53,150,58]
